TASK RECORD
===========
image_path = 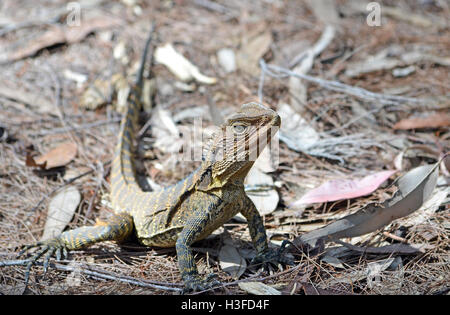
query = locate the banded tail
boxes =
[110,25,155,211]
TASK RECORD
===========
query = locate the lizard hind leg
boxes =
[19,212,134,286]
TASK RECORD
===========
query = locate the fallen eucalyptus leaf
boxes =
[219,244,247,279]
[291,170,396,207]
[278,103,319,151]
[154,43,216,84]
[29,142,78,170]
[336,240,435,255]
[245,167,279,215]
[401,186,449,227]
[238,282,281,295]
[253,146,277,173]
[297,162,440,247]
[393,112,450,130]
[41,186,81,241]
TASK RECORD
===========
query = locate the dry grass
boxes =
[0,0,449,294]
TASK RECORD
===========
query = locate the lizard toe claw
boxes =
[205,273,221,287]
[251,241,294,271]
[18,237,68,287]
[182,274,222,293]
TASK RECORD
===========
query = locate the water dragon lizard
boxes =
[19,27,289,292]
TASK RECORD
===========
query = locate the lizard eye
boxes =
[233,124,246,134]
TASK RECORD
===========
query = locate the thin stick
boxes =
[261,61,425,106]
[0,259,182,292]
[36,118,122,136]
[383,231,409,243]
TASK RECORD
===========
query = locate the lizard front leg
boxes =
[240,197,292,268]
[176,197,221,292]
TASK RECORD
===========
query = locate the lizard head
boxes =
[202,102,280,186]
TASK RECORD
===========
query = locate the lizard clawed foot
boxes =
[251,240,294,272]
[17,237,69,286]
[182,273,222,294]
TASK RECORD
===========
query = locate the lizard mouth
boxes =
[270,113,281,128]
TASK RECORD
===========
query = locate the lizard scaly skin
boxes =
[19,28,287,292]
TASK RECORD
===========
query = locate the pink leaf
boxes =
[291,170,396,207]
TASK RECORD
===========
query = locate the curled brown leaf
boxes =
[28,142,78,170]
[393,112,450,130]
